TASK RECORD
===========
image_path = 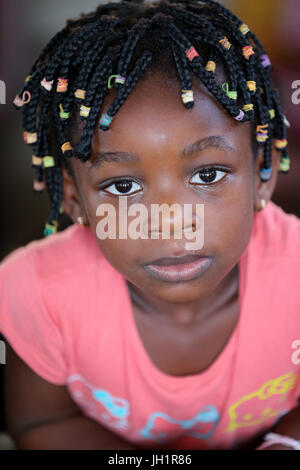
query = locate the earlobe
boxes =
[253,145,280,212]
[61,166,87,224]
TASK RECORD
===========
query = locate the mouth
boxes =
[142,254,213,283]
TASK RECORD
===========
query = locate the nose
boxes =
[145,202,203,239]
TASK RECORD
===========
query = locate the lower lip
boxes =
[143,257,213,283]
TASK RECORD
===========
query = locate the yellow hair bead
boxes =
[243,103,254,112]
[269,109,275,119]
[239,23,250,35]
[279,157,290,172]
[247,81,256,92]
[61,142,72,154]
[205,61,216,72]
[80,105,91,118]
[23,131,37,144]
[275,139,288,149]
[219,37,231,50]
[256,123,269,142]
[181,90,194,105]
[25,75,32,83]
[75,89,86,100]
[32,155,43,166]
[43,156,55,168]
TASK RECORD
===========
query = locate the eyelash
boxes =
[100,166,229,196]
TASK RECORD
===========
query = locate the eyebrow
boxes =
[88,135,235,171]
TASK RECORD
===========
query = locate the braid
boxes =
[14,0,290,237]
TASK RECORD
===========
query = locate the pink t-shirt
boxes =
[0,201,300,450]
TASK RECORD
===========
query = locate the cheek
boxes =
[94,237,143,277]
[201,172,254,255]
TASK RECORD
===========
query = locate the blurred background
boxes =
[0,0,299,446]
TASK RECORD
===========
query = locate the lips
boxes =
[143,255,213,283]
[144,254,205,266]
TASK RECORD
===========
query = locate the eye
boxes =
[103,179,142,196]
[190,167,227,185]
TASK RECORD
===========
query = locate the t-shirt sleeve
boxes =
[0,245,67,385]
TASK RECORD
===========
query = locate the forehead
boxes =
[83,70,252,168]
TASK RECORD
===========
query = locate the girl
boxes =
[1,0,300,451]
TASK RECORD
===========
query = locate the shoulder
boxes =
[0,223,115,288]
[248,201,300,258]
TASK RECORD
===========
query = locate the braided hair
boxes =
[13,0,290,237]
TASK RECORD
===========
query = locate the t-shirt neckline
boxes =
[123,249,248,385]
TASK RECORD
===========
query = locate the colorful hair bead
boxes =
[43,156,55,168]
[107,75,126,89]
[59,205,64,215]
[13,90,31,108]
[256,133,269,143]
[181,90,194,105]
[239,23,250,35]
[33,180,45,192]
[269,109,275,119]
[205,61,216,72]
[185,46,199,62]
[260,167,272,181]
[41,77,54,91]
[219,37,231,50]
[275,139,288,149]
[99,112,113,129]
[25,75,32,83]
[61,142,73,154]
[23,131,37,144]
[74,89,86,100]
[234,109,245,121]
[32,155,43,166]
[260,54,271,68]
[242,46,255,60]
[44,220,59,237]
[247,81,256,92]
[80,105,91,118]
[279,156,290,172]
[57,78,68,93]
[222,82,237,100]
[243,103,254,112]
[59,104,69,120]
[115,75,126,85]
[256,124,269,134]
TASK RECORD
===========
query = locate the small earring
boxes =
[260,199,267,210]
[77,216,84,226]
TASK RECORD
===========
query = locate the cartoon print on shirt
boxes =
[66,375,130,430]
[224,371,299,432]
[137,405,220,442]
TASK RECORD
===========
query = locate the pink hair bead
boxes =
[185,46,199,62]
[41,77,54,91]
[56,78,68,92]
[13,90,31,108]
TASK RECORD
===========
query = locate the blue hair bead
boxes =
[99,112,113,130]
[260,167,272,182]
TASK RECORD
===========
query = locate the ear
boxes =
[253,143,281,211]
[61,166,89,225]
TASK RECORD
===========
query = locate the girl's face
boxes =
[63,72,278,305]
